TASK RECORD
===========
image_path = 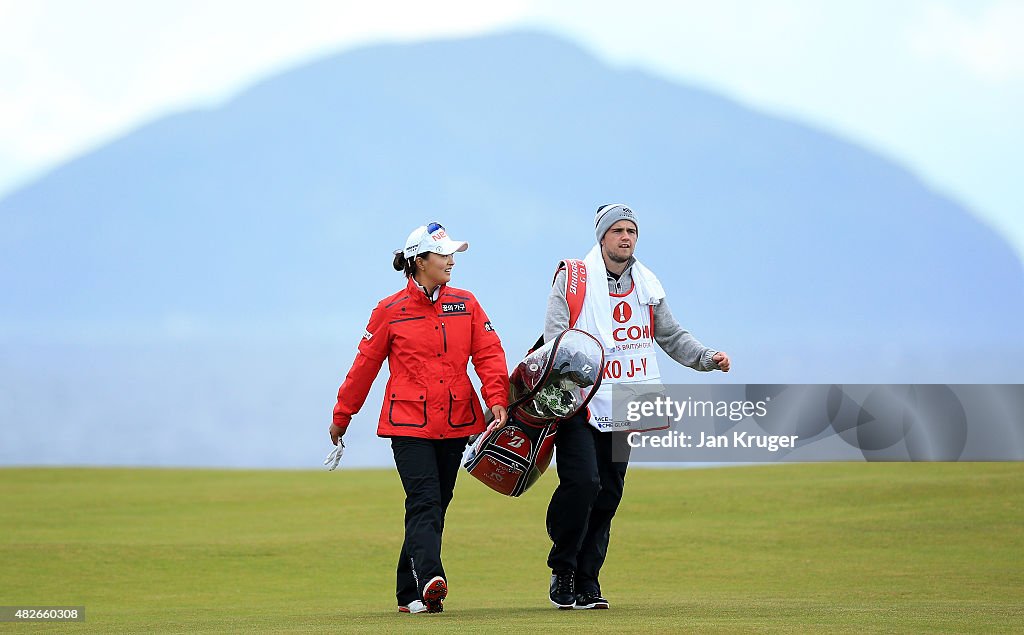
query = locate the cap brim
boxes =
[435,239,469,255]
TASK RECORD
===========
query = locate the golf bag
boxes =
[464,328,604,497]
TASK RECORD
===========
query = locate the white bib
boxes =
[575,284,664,431]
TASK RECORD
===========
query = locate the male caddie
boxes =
[543,203,731,610]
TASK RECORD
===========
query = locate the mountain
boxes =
[2,30,1022,467]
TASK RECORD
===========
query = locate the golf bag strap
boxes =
[554,259,587,329]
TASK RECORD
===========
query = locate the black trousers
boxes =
[546,413,630,595]
[391,436,469,605]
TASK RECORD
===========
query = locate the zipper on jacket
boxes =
[389,316,425,325]
[441,322,448,352]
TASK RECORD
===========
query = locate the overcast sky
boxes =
[1,0,1021,263]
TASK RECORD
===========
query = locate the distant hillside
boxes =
[1,30,1021,467]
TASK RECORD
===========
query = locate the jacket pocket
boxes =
[448,383,478,428]
[388,384,427,427]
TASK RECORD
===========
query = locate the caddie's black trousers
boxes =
[391,436,469,605]
[546,413,630,595]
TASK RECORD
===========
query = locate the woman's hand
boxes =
[329,423,345,446]
[490,405,509,429]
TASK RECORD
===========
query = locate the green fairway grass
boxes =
[1,464,1021,633]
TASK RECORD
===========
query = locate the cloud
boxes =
[1,0,1022,265]
[909,1,1024,81]
[0,0,531,195]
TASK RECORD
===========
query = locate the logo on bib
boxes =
[613,301,632,323]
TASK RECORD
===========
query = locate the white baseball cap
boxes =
[403,222,469,258]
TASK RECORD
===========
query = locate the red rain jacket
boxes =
[333,278,510,439]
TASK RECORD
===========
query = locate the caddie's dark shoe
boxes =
[422,576,447,613]
[549,570,575,609]
[574,591,610,610]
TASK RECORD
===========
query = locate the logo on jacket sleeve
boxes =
[442,302,467,313]
[484,321,495,332]
[362,329,373,341]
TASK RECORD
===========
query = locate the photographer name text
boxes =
[627,430,799,452]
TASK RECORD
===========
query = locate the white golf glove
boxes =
[323,440,345,471]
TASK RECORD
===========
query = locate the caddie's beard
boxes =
[603,248,632,264]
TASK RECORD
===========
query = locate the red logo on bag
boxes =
[613,301,632,323]
[496,430,532,459]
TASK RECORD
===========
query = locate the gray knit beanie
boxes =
[594,203,638,243]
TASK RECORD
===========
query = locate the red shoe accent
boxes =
[422,576,447,613]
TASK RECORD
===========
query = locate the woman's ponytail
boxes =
[393,250,417,277]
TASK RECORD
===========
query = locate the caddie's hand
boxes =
[329,423,346,446]
[713,352,731,372]
[490,405,509,429]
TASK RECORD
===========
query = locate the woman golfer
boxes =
[329,222,510,614]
